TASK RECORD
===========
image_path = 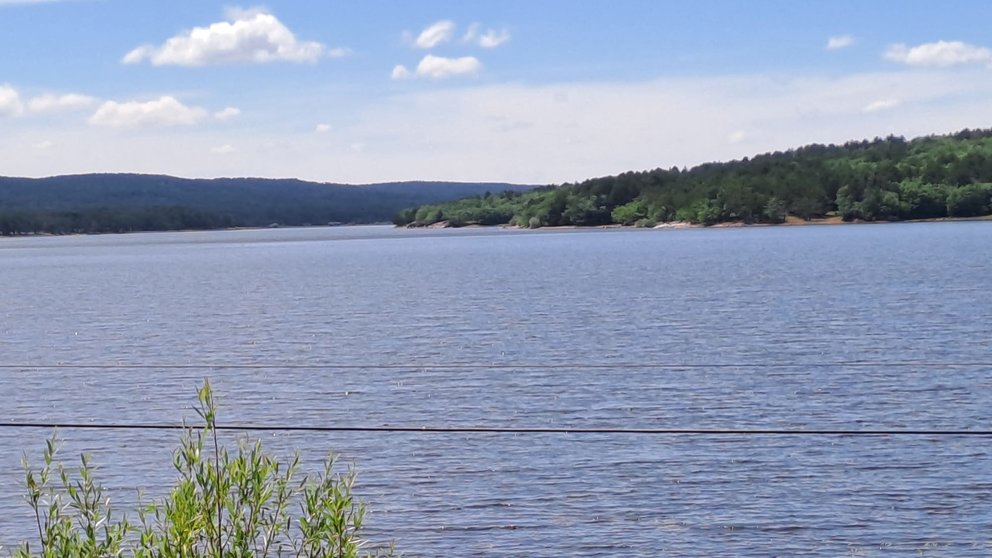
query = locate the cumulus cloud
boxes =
[415,54,481,78]
[214,106,241,121]
[862,98,901,113]
[210,144,236,154]
[123,9,327,66]
[414,20,454,48]
[479,28,511,48]
[0,84,23,116]
[89,96,207,128]
[826,35,855,50]
[884,40,992,67]
[314,123,332,133]
[27,93,95,113]
[391,64,411,80]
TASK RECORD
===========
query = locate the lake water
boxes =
[1,223,991,556]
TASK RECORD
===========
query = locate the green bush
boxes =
[13,381,394,558]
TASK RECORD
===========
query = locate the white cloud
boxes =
[123,10,327,66]
[0,84,23,116]
[461,23,510,48]
[31,140,54,149]
[27,93,95,113]
[826,35,855,50]
[862,98,901,113]
[479,28,511,48]
[414,20,455,49]
[327,47,351,58]
[213,106,241,121]
[728,130,746,144]
[391,64,411,80]
[884,40,992,67]
[89,96,207,128]
[211,144,236,154]
[315,123,331,133]
[415,54,481,78]
[1,87,95,117]
[462,23,480,43]
[121,46,153,64]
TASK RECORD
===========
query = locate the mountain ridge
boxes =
[0,173,536,235]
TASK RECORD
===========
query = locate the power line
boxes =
[2,422,991,436]
[3,362,988,436]
[1,361,990,370]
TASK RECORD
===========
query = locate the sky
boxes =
[2,1,992,184]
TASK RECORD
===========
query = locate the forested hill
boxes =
[394,128,992,228]
[0,174,534,235]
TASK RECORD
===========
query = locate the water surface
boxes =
[1,223,990,556]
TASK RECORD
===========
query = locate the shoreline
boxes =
[3,215,991,240]
[0,222,392,240]
[414,214,992,231]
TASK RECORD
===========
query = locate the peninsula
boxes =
[394,129,992,228]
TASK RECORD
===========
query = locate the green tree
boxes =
[836,185,861,221]
[946,183,992,217]
[562,194,610,226]
[610,199,649,225]
[762,196,787,223]
[898,180,947,219]
[676,199,721,225]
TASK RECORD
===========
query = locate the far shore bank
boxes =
[408,213,992,231]
[3,214,991,240]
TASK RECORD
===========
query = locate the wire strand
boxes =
[4,362,988,436]
[0,361,990,370]
[2,422,990,436]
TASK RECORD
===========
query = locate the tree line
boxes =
[394,128,992,228]
[0,206,233,236]
[0,174,533,236]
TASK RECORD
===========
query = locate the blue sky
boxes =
[2,0,992,183]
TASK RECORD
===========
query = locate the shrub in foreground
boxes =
[13,380,394,557]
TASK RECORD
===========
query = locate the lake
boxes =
[1,222,991,556]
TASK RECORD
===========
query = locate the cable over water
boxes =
[3,422,992,436]
[1,360,990,370]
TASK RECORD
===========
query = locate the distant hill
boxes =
[395,128,992,228]
[0,174,536,235]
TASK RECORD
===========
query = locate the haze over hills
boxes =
[0,174,535,235]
